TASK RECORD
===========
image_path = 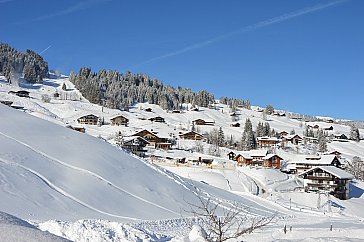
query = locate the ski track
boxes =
[0,130,180,216]
[0,157,140,221]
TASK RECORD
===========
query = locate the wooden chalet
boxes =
[283,134,302,145]
[256,137,280,148]
[289,155,342,174]
[77,114,99,125]
[66,125,85,133]
[0,100,13,106]
[188,157,214,166]
[307,124,320,129]
[149,116,165,123]
[236,154,253,166]
[227,151,236,160]
[110,115,129,126]
[179,131,203,140]
[263,154,283,169]
[133,129,161,144]
[249,149,268,164]
[299,166,353,200]
[8,90,30,98]
[192,119,215,126]
[119,136,149,157]
[230,123,240,127]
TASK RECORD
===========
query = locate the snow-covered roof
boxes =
[290,155,339,165]
[263,154,282,160]
[249,149,268,157]
[299,166,354,179]
[257,136,280,141]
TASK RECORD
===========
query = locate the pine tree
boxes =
[350,125,360,142]
[317,129,327,153]
[241,118,256,151]
[217,127,225,147]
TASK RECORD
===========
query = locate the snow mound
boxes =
[0,211,69,242]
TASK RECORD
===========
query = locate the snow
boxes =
[0,211,70,242]
[1,75,364,241]
[299,166,354,179]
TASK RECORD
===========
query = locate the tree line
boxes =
[69,67,222,111]
[0,43,48,83]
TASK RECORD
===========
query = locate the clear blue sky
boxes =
[1,0,363,120]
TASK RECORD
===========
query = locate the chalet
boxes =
[289,155,342,174]
[0,100,13,106]
[133,130,161,144]
[333,134,348,140]
[144,108,152,112]
[256,137,280,148]
[230,123,240,127]
[299,166,353,200]
[172,110,182,114]
[77,114,99,125]
[66,125,85,133]
[149,116,165,123]
[250,150,268,165]
[179,131,203,140]
[324,126,334,131]
[8,90,30,98]
[119,136,149,157]
[192,119,215,126]
[110,115,129,126]
[263,154,283,169]
[227,151,236,160]
[236,154,253,166]
[279,131,289,137]
[283,134,302,145]
[325,119,335,123]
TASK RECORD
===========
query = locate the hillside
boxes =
[1,74,364,241]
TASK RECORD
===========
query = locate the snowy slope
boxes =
[0,211,70,242]
[0,104,287,223]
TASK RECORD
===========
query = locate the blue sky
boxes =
[1,0,363,120]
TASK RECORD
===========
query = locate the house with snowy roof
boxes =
[256,136,280,149]
[289,155,342,174]
[263,154,283,169]
[299,166,353,200]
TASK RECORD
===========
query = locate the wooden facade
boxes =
[119,136,149,157]
[236,154,253,166]
[77,114,98,125]
[149,116,165,123]
[263,154,282,169]
[110,115,129,126]
[299,166,353,200]
[179,131,203,140]
[192,119,214,126]
[256,137,280,148]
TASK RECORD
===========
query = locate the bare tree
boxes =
[186,190,275,241]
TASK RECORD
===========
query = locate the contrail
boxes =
[40,45,52,55]
[134,0,348,67]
